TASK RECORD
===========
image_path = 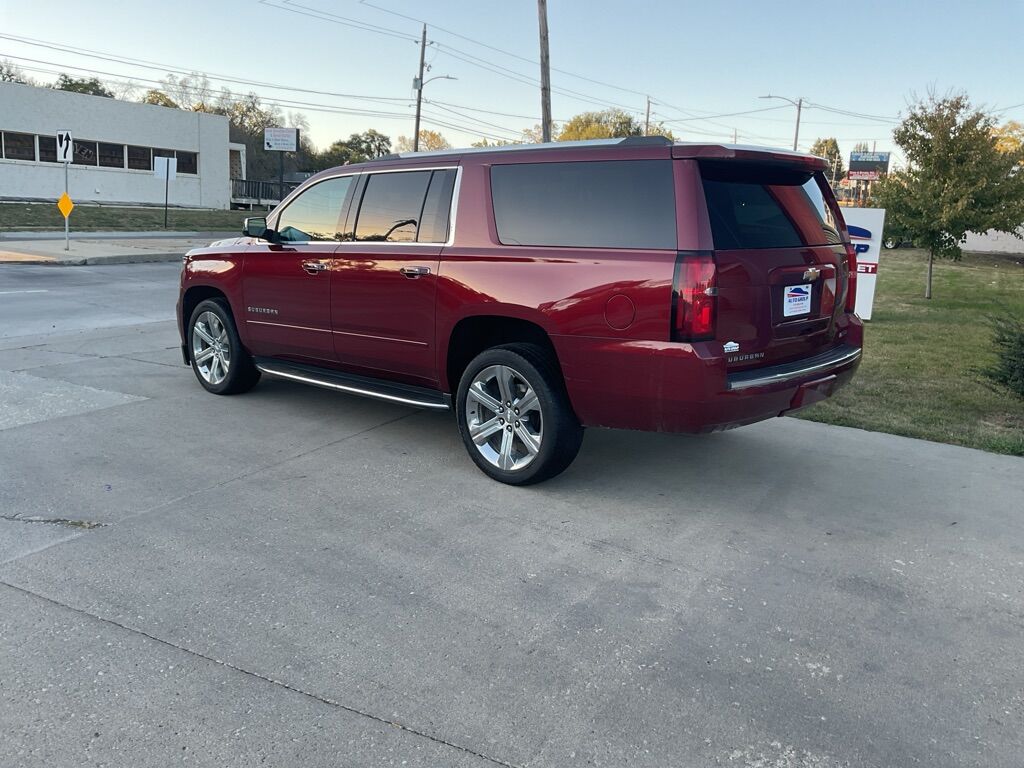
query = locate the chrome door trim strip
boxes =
[256,364,449,410]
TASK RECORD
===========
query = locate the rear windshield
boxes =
[700,161,841,249]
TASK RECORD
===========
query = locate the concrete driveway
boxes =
[1,263,1022,767]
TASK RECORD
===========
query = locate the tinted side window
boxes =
[355,171,432,243]
[700,162,839,249]
[276,176,354,242]
[490,160,676,250]
[417,169,456,243]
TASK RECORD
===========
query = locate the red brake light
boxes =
[844,243,858,313]
[673,252,717,341]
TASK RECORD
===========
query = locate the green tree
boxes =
[52,74,114,98]
[141,90,180,108]
[872,94,1024,298]
[472,137,517,148]
[346,129,392,159]
[993,121,1024,154]
[396,130,451,152]
[558,109,642,141]
[0,59,28,83]
[809,137,845,185]
[557,108,674,142]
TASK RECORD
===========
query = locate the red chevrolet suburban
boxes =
[177,137,862,484]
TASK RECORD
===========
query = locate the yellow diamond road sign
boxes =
[57,192,74,218]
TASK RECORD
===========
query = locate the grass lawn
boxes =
[0,202,257,232]
[794,247,1024,456]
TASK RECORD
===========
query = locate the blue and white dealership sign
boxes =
[841,207,886,321]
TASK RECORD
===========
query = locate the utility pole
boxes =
[733,128,738,144]
[537,0,552,142]
[760,94,804,151]
[413,24,426,152]
[644,96,651,136]
[792,97,803,152]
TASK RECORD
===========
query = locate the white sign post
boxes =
[264,127,299,202]
[263,127,299,152]
[57,130,73,250]
[842,207,887,321]
[154,156,178,229]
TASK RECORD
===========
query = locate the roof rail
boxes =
[382,135,673,161]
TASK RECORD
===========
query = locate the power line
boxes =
[262,1,649,116]
[8,59,522,144]
[355,0,649,98]
[657,105,790,123]
[5,58,415,120]
[0,32,411,104]
[259,0,418,43]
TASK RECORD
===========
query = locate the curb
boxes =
[2,253,184,266]
[0,231,235,241]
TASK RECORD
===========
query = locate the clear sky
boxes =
[2,0,1022,165]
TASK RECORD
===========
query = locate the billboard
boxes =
[848,151,891,181]
[264,127,299,152]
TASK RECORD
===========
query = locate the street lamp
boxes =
[412,75,456,152]
[760,94,804,152]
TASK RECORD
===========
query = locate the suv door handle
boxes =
[400,265,431,278]
[302,260,328,275]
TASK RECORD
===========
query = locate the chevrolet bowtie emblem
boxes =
[803,267,821,282]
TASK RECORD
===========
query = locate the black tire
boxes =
[187,298,260,395]
[883,237,898,249]
[456,343,583,485]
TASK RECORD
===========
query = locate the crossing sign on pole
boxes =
[56,130,73,163]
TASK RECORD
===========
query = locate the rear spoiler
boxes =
[671,143,827,172]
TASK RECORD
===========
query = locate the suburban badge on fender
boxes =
[247,306,279,315]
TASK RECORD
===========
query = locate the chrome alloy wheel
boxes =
[191,310,231,386]
[465,364,543,471]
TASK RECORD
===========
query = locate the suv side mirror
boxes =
[243,216,273,240]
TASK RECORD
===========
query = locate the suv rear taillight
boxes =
[672,252,717,341]
[844,243,858,313]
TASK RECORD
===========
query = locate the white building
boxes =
[0,82,242,210]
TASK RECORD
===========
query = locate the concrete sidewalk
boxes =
[0,231,234,265]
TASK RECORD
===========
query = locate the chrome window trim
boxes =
[269,173,359,245]
[269,165,461,248]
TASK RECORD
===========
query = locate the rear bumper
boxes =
[726,344,861,391]
[553,326,862,433]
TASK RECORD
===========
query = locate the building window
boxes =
[38,135,58,163]
[98,142,125,168]
[176,151,198,175]
[127,145,151,170]
[2,132,36,161]
[73,140,98,165]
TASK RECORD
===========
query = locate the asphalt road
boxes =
[1,263,1022,768]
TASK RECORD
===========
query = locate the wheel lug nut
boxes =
[514,408,519,415]
[515,421,520,427]
[506,425,513,432]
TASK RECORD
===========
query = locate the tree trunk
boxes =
[925,250,934,299]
